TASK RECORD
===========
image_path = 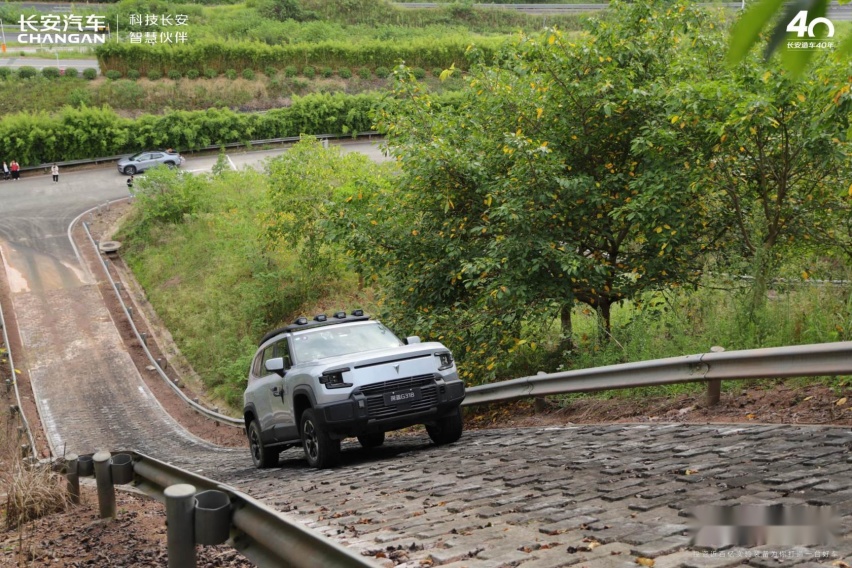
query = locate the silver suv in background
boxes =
[117,150,184,175]
[243,311,466,469]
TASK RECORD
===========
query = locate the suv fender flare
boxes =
[243,403,259,428]
[292,385,318,426]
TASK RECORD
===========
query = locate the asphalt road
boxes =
[0,56,98,71]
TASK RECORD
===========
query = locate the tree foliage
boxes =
[332,1,726,383]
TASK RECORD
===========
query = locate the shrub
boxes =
[432,67,443,77]
[105,70,122,81]
[147,69,163,80]
[63,67,78,79]
[412,67,426,79]
[0,67,11,80]
[290,78,309,93]
[264,66,277,78]
[357,67,371,79]
[83,68,98,80]
[321,66,333,78]
[127,69,141,80]
[225,69,238,80]
[374,66,390,79]
[338,67,352,79]
[167,69,182,80]
[42,67,61,79]
[284,65,298,77]
[69,88,91,107]
[17,66,38,79]
[204,67,218,79]
[242,68,256,80]
[302,66,315,79]
[186,69,200,79]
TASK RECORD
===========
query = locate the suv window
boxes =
[258,339,292,374]
[250,352,264,379]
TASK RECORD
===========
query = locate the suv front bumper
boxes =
[313,377,465,438]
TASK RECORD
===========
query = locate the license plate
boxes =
[383,387,421,406]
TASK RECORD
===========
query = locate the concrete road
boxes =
[0,140,386,459]
[0,56,98,71]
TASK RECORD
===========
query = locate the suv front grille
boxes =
[358,374,438,419]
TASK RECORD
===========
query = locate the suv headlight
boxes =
[435,351,454,371]
[320,368,352,389]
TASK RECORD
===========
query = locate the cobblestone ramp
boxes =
[223,424,852,568]
[14,283,242,469]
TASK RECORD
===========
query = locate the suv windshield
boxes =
[291,322,403,363]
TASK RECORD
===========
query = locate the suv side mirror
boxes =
[264,357,285,376]
[405,336,421,345]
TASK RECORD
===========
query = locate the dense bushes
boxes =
[0,91,455,165]
[96,37,499,76]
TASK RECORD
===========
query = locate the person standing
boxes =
[51,163,59,183]
[10,160,20,181]
[2,162,8,181]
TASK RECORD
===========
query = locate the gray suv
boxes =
[243,311,466,469]
[117,150,183,175]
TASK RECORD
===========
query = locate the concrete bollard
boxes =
[65,453,80,504]
[165,484,197,568]
[93,451,116,519]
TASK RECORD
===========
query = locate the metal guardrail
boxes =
[80,219,243,427]
[0,252,38,461]
[462,341,852,406]
[66,450,374,568]
[20,131,381,174]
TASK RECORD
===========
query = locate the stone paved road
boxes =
[216,424,852,568]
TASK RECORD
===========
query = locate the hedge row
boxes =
[0,91,464,166]
[95,37,500,75]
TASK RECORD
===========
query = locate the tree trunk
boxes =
[598,300,612,340]
[559,303,574,352]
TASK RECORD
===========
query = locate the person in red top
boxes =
[10,160,20,180]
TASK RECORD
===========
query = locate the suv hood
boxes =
[297,342,447,374]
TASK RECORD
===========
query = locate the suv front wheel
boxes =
[248,420,280,469]
[426,407,463,445]
[301,409,341,469]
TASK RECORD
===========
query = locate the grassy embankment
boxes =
[116,147,852,414]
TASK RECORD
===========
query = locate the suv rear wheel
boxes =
[301,409,340,469]
[357,432,385,449]
[248,420,280,468]
[426,407,463,445]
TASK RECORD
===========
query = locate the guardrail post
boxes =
[66,453,80,505]
[93,450,116,519]
[165,483,197,568]
[194,490,231,545]
[706,346,725,406]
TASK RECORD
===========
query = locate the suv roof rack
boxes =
[258,313,370,346]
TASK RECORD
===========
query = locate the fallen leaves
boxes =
[636,557,655,567]
[836,397,847,406]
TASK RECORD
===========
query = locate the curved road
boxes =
[0,147,850,565]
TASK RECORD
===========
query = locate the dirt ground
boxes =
[0,199,848,567]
